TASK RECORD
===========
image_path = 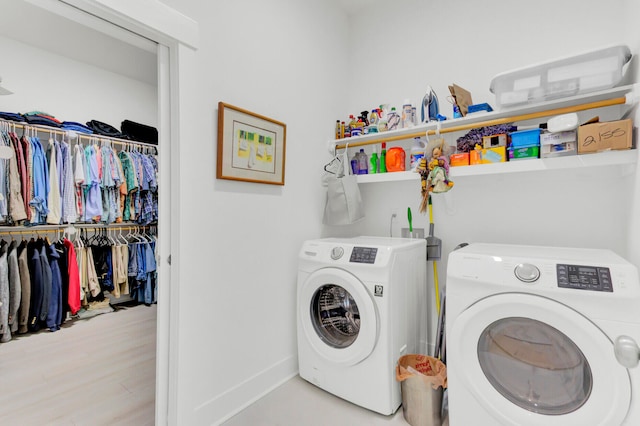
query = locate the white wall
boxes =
[158,0,349,424]
[336,0,636,351]
[0,35,156,127]
[624,0,640,267]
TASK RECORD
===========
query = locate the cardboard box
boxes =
[470,146,506,165]
[508,145,539,161]
[482,134,507,149]
[577,119,632,154]
[540,130,577,158]
[450,153,469,166]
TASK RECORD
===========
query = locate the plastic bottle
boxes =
[335,120,341,139]
[357,148,368,175]
[351,151,359,174]
[401,99,413,129]
[387,107,400,130]
[379,142,387,173]
[410,137,427,171]
[369,146,379,174]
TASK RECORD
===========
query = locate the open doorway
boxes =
[0,1,165,423]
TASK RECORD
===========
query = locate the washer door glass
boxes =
[311,284,360,348]
[478,317,592,415]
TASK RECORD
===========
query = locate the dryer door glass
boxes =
[311,284,360,348]
[477,317,593,415]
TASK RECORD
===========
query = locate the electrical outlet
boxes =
[401,227,425,239]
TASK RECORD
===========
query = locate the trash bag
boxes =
[396,354,447,426]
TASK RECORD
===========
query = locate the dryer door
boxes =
[450,293,631,426]
[299,268,378,366]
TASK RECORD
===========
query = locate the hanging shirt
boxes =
[83,145,101,221]
[46,243,63,331]
[30,137,49,225]
[61,141,76,223]
[0,243,10,342]
[20,136,33,221]
[74,144,86,220]
[46,139,62,225]
[17,240,31,334]
[7,241,21,334]
[9,133,29,221]
[4,132,26,222]
[62,239,80,314]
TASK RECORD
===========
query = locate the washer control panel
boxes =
[349,246,378,264]
[557,264,613,292]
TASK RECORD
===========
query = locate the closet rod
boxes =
[334,96,628,150]
[0,224,151,235]
[0,119,158,150]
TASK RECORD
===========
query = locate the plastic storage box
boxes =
[490,45,631,108]
[509,128,541,148]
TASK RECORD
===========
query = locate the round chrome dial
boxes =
[330,246,344,260]
[514,263,540,283]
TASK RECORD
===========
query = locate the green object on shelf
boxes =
[407,207,413,233]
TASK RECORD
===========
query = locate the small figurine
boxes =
[418,142,454,213]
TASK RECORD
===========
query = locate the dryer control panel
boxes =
[350,246,378,264]
[557,264,613,292]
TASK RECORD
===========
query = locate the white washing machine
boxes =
[446,243,640,426]
[297,236,427,415]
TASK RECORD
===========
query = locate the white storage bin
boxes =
[490,45,631,109]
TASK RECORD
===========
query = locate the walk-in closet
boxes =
[0,1,160,423]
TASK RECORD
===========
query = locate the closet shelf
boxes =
[356,149,638,183]
[330,84,638,152]
[0,119,158,151]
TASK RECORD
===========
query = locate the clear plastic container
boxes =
[490,45,631,108]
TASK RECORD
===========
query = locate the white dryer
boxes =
[297,236,427,415]
[446,243,640,426]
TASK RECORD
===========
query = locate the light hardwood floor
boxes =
[0,304,156,426]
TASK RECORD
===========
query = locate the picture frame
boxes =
[217,102,287,185]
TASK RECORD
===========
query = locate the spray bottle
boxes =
[379,142,387,173]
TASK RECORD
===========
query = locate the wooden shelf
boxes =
[357,149,638,183]
[331,84,637,152]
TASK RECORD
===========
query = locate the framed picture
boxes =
[217,102,287,185]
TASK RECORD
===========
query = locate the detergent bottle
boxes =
[386,147,406,172]
[369,146,379,174]
[379,143,387,173]
[410,137,427,171]
[357,149,368,174]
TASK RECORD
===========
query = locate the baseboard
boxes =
[197,355,299,425]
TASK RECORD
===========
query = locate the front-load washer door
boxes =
[450,293,631,426]
[299,268,378,366]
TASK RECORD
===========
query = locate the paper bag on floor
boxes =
[396,354,447,389]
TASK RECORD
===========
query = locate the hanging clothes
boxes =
[63,238,81,315]
[9,132,29,222]
[46,138,62,225]
[0,241,10,342]
[60,141,76,224]
[16,240,30,334]
[30,138,49,225]
[7,240,21,334]
[27,239,43,332]
[83,145,101,221]
[46,243,63,331]
[1,131,27,223]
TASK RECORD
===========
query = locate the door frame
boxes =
[22,1,199,424]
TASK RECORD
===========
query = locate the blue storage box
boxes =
[467,103,494,115]
[509,128,540,148]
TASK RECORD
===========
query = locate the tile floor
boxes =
[223,375,417,426]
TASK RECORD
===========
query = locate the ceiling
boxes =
[0,1,157,86]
